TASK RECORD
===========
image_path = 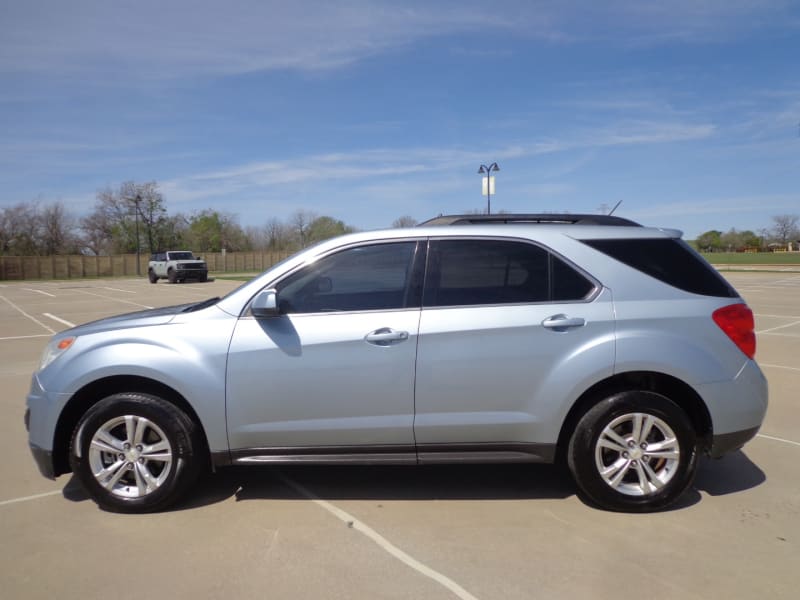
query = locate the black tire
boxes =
[148,269,158,283]
[69,393,202,513]
[567,391,697,512]
[167,268,177,284]
[199,273,208,283]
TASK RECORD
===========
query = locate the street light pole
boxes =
[134,194,141,276]
[478,163,500,215]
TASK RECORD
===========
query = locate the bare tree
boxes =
[82,181,170,254]
[771,214,799,246]
[392,215,418,228]
[0,202,40,255]
[261,217,293,252]
[290,209,317,248]
[40,202,78,254]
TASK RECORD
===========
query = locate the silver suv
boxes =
[26,214,767,513]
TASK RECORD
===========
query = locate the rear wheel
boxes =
[567,391,697,512]
[148,269,158,283]
[69,393,202,513]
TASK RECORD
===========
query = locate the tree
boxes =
[306,216,355,244]
[0,202,41,255]
[262,217,293,252]
[39,202,79,254]
[695,230,723,252]
[770,214,799,246]
[82,182,170,255]
[290,209,316,248]
[392,215,418,228]
[718,228,760,251]
[184,210,251,252]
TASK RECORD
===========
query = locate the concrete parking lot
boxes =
[1,273,798,599]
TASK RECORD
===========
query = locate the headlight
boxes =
[39,336,77,370]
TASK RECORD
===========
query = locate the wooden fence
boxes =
[0,251,292,281]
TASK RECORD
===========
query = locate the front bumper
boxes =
[29,443,56,480]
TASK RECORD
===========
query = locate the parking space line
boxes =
[0,490,62,507]
[103,287,136,294]
[757,434,800,447]
[0,294,56,334]
[43,313,76,328]
[761,363,800,373]
[757,320,800,334]
[0,334,51,341]
[24,288,56,297]
[73,289,153,309]
[277,471,480,600]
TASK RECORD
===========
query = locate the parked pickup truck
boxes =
[148,251,208,283]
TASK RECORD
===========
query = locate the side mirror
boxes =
[251,289,280,317]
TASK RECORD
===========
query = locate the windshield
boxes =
[168,252,195,260]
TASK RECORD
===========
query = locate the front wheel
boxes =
[567,391,698,512]
[167,268,177,283]
[69,393,202,513]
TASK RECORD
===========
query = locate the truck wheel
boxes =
[167,268,177,284]
[148,270,158,283]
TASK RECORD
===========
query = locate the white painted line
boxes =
[73,289,153,309]
[0,294,56,334]
[754,313,800,319]
[756,319,800,334]
[277,472,480,600]
[103,287,136,294]
[43,313,76,328]
[0,334,52,341]
[0,490,62,507]
[757,434,800,448]
[24,288,56,297]
[761,363,800,373]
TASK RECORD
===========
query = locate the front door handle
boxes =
[542,314,586,331]
[365,328,409,346]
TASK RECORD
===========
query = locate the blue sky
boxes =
[1,0,798,239]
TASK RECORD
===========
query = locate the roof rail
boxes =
[419,214,641,227]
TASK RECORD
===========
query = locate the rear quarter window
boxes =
[583,238,738,298]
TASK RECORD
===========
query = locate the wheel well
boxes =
[52,375,210,477]
[555,371,713,462]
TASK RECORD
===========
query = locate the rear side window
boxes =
[424,239,595,307]
[584,238,737,298]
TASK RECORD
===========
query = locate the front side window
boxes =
[423,239,595,307]
[276,242,421,313]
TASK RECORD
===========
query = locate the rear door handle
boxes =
[365,328,409,346]
[542,314,586,331]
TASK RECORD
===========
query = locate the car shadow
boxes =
[171,463,577,512]
[693,450,766,496]
[61,450,766,513]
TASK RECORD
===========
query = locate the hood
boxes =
[64,302,200,337]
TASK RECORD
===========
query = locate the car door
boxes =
[225,240,425,459]
[413,237,615,462]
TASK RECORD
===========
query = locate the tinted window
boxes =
[424,239,594,307]
[276,242,420,313]
[584,238,737,297]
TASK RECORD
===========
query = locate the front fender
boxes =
[37,313,236,453]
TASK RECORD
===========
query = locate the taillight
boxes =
[712,303,756,359]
